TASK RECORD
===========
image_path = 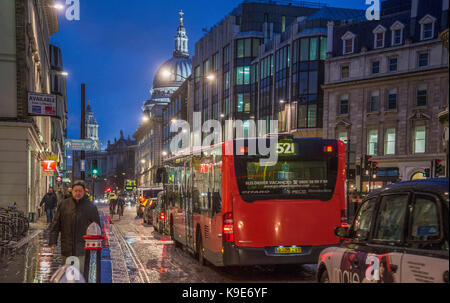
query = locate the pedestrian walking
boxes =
[40,188,57,224]
[63,187,72,199]
[56,186,64,207]
[49,180,101,277]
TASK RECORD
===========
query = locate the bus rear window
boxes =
[234,141,338,202]
[143,189,162,199]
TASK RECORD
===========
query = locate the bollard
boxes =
[83,222,104,283]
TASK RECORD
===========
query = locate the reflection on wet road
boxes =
[103,205,317,283]
[0,204,317,283]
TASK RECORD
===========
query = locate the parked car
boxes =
[136,187,163,218]
[152,191,167,234]
[317,178,449,283]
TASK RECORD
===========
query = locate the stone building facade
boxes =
[323,0,449,192]
[0,0,64,216]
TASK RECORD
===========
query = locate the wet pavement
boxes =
[0,220,62,283]
[0,204,317,283]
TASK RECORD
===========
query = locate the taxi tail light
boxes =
[223,212,234,242]
[160,211,165,221]
[340,210,349,229]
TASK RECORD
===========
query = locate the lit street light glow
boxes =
[53,3,64,10]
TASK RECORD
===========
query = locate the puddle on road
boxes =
[0,227,61,283]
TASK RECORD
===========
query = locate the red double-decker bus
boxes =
[162,137,346,266]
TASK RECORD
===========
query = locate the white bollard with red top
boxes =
[83,222,104,283]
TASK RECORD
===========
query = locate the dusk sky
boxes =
[50,0,368,149]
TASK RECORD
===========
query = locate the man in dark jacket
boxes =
[40,188,57,223]
[49,180,101,276]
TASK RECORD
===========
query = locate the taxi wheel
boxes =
[319,269,330,283]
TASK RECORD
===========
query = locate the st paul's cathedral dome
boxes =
[143,11,192,111]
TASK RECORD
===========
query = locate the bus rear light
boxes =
[223,212,234,242]
[160,211,165,221]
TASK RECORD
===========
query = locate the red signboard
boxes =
[56,176,62,183]
[43,160,57,172]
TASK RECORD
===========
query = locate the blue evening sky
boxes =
[50,0,368,149]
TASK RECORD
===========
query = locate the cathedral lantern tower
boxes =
[85,100,99,141]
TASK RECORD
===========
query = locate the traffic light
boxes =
[424,168,431,178]
[92,160,98,176]
[364,155,373,176]
[372,162,379,179]
[434,159,443,177]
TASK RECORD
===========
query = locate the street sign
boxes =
[64,139,101,151]
[56,176,62,183]
[28,92,57,117]
[125,180,137,191]
[43,160,57,172]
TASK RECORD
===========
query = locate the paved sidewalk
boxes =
[0,209,112,283]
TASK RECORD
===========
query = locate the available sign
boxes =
[64,139,101,151]
[28,92,57,116]
[43,160,57,172]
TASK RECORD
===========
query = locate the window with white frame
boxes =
[416,85,427,107]
[418,52,429,67]
[419,15,436,41]
[342,31,355,55]
[373,25,386,49]
[390,21,404,46]
[368,91,380,113]
[414,125,426,153]
[339,94,349,115]
[387,89,397,110]
[368,129,378,156]
[384,128,396,155]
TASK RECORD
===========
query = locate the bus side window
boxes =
[213,192,221,214]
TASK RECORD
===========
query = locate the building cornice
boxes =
[322,67,448,90]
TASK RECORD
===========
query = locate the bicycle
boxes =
[0,222,13,246]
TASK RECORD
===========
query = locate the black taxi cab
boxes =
[317,178,449,283]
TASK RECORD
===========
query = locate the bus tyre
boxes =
[319,268,330,283]
[197,232,205,266]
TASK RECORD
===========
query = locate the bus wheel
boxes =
[197,232,205,266]
[319,268,330,283]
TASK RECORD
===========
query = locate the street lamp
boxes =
[161,69,215,82]
[52,3,64,10]
[140,159,146,164]
[61,71,69,77]
[162,151,168,156]
[142,115,149,122]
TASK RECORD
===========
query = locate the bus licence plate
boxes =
[275,247,302,254]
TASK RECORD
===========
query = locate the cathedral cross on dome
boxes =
[179,10,184,26]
